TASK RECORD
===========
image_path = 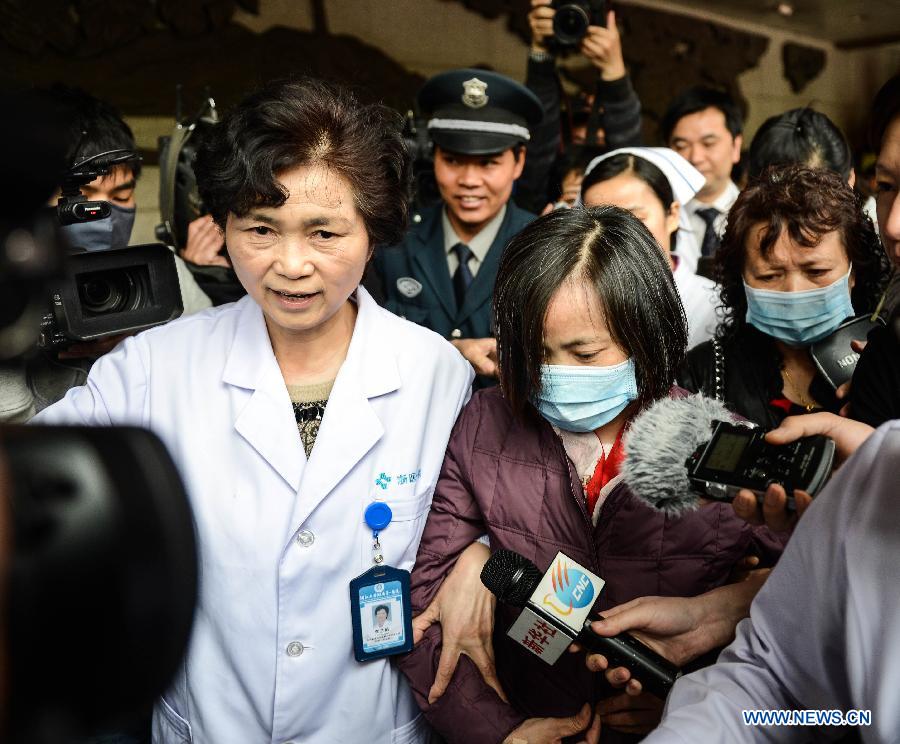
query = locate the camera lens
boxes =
[553,4,590,45]
[78,269,143,315]
[81,278,121,313]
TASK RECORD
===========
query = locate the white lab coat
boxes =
[34,287,474,744]
[672,258,721,349]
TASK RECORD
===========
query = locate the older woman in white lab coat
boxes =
[35,79,473,744]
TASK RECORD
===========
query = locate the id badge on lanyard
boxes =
[349,501,414,662]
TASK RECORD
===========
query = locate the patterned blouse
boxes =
[287,380,335,458]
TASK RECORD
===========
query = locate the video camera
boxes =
[155,89,248,306]
[41,149,183,350]
[155,91,218,252]
[56,148,135,227]
[40,242,183,350]
[0,91,197,743]
[402,110,440,215]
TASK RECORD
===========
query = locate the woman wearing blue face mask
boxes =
[398,206,786,743]
[679,165,890,428]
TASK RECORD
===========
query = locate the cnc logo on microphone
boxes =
[532,552,605,631]
[544,558,595,615]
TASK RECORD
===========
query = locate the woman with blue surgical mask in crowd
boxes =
[679,164,890,428]
[397,207,784,744]
[580,147,718,350]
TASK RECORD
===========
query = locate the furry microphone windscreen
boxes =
[620,395,742,516]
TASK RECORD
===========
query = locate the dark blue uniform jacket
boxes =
[374,202,535,341]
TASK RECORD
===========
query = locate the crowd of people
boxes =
[3,3,900,743]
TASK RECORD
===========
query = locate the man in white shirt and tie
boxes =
[661,86,744,276]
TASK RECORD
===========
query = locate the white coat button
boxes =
[296,530,315,547]
[450,328,462,339]
[286,641,304,657]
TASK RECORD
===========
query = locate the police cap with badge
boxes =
[419,69,543,155]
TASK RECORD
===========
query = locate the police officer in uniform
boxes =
[375,69,542,384]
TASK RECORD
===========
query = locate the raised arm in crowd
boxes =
[516,1,643,213]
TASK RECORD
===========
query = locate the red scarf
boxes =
[584,425,627,517]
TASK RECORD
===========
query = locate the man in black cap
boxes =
[374,69,542,384]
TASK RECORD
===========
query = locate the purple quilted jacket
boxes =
[396,386,785,743]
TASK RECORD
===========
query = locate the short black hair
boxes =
[196,77,412,248]
[493,206,687,418]
[661,86,743,143]
[869,73,900,152]
[580,153,678,248]
[374,605,390,617]
[748,108,851,181]
[34,84,141,179]
[547,148,599,203]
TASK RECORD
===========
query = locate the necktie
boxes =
[697,207,721,258]
[452,242,474,310]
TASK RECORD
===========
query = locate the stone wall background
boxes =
[4,0,898,242]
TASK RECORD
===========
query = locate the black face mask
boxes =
[60,203,136,252]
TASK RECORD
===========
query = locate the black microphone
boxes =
[481,549,681,699]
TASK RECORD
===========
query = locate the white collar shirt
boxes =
[676,181,740,274]
[443,203,507,278]
[685,179,740,243]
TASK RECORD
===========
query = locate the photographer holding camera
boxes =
[517,0,643,213]
[0,87,212,424]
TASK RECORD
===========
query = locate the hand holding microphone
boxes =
[732,482,813,532]
[733,413,872,530]
[574,595,706,691]
[620,395,836,520]
[576,571,768,690]
[480,549,682,699]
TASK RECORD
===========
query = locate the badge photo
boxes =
[349,565,413,662]
[349,501,414,662]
